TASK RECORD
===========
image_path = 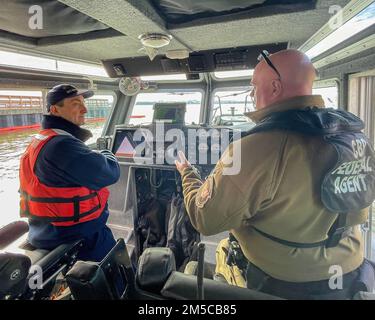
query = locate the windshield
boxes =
[128,91,202,126]
[211,89,254,126]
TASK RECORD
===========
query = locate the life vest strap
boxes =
[20,190,98,203]
[20,204,101,223]
[20,190,101,223]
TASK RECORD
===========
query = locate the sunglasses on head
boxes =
[257,50,281,80]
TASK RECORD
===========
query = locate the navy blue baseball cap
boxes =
[46,84,94,111]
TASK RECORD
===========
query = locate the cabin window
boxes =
[305,2,375,59]
[210,89,253,126]
[0,89,44,228]
[214,69,254,79]
[82,94,116,145]
[140,74,187,81]
[0,50,108,77]
[348,71,375,260]
[312,85,339,109]
[56,61,108,77]
[128,91,202,126]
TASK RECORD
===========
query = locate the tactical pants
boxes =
[246,261,373,300]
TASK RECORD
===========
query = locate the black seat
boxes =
[136,247,176,294]
[161,271,283,300]
[0,252,31,299]
[135,247,283,300]
[0,220,75,266]
[66,238,135,300]
[0,223,83,300]
[17,241,50,265]
[0,220,29,250]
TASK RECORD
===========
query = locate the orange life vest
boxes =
[19,129,110,227]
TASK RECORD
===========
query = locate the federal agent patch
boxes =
[195,176,213,208]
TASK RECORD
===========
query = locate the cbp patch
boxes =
[322,133,375,212]
[195,176,213,208]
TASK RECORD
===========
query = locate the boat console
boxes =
[107,103,240,267]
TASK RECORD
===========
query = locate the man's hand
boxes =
[175,151,191,175]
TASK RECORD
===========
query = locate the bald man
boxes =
[175,49,375,299]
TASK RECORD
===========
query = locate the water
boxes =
[0,121,104,227]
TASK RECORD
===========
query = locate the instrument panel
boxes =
[111,124,234,168]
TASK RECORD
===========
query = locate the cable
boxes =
[149,169,163,189]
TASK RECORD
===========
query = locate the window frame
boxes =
[84,90,117,147]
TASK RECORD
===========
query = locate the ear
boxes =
[49,105,59,115]
[271,79,282,97]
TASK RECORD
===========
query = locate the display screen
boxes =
[112,129,148,158]
[153,103,186,123]
[112,125,234,167]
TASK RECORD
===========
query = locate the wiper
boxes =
[213,95,223,119]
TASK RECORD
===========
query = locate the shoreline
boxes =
[0,117,105,133]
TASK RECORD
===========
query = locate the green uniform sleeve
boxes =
[181,146,249,236]
[180,133,286,236]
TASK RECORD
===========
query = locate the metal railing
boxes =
[86,99,111,108]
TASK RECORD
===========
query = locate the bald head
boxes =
[250,49,317,110]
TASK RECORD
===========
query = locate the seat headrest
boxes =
[66,260,115,300]
[161,271,284,300]
[136,247,176,293]
[0,252,31,299]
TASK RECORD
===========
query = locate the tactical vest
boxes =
[19,129,110,227]
[243,107,375,248]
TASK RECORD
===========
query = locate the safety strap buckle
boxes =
[19,190,31,218]
[325,229,343,248]
[325,213,351,248]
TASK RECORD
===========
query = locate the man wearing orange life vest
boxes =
[19,84,120,261]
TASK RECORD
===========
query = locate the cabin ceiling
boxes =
[0,0,351,65]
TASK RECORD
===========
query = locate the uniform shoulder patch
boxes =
[195,176,214,209]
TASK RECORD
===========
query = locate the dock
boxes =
[0,95,111,131]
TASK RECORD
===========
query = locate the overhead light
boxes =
[138,33,172,48]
